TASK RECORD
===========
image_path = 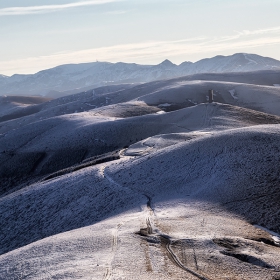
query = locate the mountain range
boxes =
[1,53,280,97]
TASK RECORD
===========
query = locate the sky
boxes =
[1,0,280,76]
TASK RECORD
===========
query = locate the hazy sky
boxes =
[1,0,280,75]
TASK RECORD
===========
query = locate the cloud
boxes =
[236,26,280,36]
[209,26,280,44]
[0,0,123,16]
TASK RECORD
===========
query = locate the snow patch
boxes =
[188,99,197,105]
[254,225,280,245]
[244,54,258,65]
[228,89,238,100]
[158,103,172,107]
[85,103,96,107]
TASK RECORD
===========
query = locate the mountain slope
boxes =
[0,124,279,279]
[1,102,280,195]
[1,70,279,129]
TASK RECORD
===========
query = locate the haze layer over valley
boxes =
[0,55,280,279]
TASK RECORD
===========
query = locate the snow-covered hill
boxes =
[1,70,280,129]
[1,53,280,97]
[1,69,280,279]
[0,123,280,279]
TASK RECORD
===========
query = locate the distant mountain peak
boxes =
[179,61,193,66]
[158,59,177,67]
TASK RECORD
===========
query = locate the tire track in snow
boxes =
[100,165,124,280]
[103,223,123,280]
[139,194,209,279]
[101,164,210,279]
[160,236,209,280]
[138,194,210,279]
[101,164,157,276]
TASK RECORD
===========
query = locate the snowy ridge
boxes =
[1,53,280,97]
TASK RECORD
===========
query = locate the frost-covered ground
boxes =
[0,72,280,279]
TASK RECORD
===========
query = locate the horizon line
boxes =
[1,52,279,77]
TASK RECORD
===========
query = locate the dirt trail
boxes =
[101,163,212,279]
[141,195,210,280]
[160,236,209,280]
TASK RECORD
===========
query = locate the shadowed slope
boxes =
[0,124,279,267]
[107,124,280,233]
[0,84,133,124]
[0,95,52,121]
[1,103,280,195]
[1,70,280,128]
